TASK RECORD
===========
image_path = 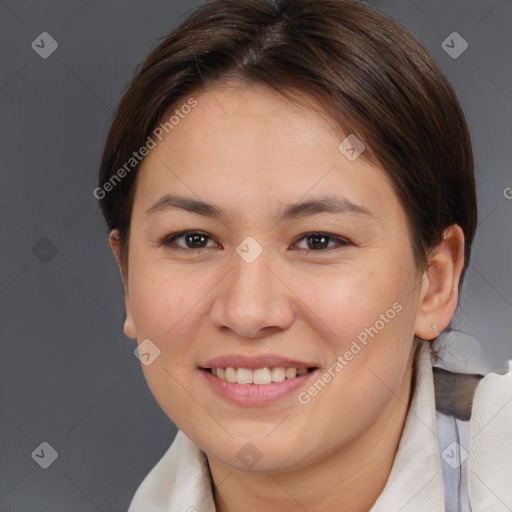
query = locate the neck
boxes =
[208,349,417,512]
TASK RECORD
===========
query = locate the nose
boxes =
[209,248,295,339]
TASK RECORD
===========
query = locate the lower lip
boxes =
[200,369,318,407]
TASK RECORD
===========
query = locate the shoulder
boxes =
[468,364,512,510]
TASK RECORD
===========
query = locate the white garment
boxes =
[127,342,512,511]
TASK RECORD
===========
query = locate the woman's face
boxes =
[121,83,425,472]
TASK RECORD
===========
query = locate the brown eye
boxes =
[293,232,351,252]
[161,231,217,251]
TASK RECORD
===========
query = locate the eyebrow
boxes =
[145,193,374,220]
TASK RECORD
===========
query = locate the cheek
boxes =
[293,272,417,449]
[126,260,212,430]
[295,257,418,389]
[296,261,409,342]
[128,249,210,340]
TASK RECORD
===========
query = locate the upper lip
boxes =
[200,354,318,370]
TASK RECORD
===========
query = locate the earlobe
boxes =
[414,225,465,340]
[109,230,137,340]
[123,301,137,340]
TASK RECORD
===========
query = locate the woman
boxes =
[97,0,512,510]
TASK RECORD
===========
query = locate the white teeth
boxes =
[211,366,311,384]
[270,366,286,382]
[236,368,253,384]
[285,367,297,379]
[225,367,236,383]
[253,368,272,385]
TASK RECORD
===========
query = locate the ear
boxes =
[109,230,137,340]
[414,225,465,341]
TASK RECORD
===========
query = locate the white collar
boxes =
[370,341,445,511]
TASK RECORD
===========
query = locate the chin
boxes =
[204,432,319,474]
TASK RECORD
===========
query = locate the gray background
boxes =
[0,0,511,510]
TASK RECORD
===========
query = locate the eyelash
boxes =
[159,230,351,253]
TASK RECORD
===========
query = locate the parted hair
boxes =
[98,0,477,284]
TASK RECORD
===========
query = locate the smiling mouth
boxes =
[202,366,318,385]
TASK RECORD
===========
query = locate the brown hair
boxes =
[98,0,477,284]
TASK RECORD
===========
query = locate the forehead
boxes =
[133,83,401,224]
[151,83,343,167]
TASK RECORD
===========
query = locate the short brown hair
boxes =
[98,0,477,284]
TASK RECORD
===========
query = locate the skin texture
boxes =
[110,83,465,512]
